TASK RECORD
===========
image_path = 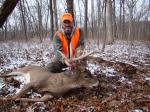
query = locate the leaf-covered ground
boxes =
[0,39,149,112]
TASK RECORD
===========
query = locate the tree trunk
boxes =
[49,0,54,39]
[78,0,82,27]
[102,0,107,52]
[37,0,43,42]
[112,0,117,40]
[106,0,113,44]
[45,0,50,36]
[19,0,28,41]
[53,0,58,31]
[122,0,125,39]
[4,20,7,41]
[66,0,74,19]
[119,0,122,39]
[127,0,135,41]
[84,0,88,38]
[0,0,20,27]
[91,1,94,39]
[97,0,102,41]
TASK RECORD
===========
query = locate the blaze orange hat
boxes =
[61,13,73,23]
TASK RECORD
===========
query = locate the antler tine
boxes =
[57,50,71,66]
[70,43,73,59]
[57,50,66,59]
[72,50,101,61]
[58,49,100,66]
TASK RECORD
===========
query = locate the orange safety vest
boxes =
[57,27,80,57]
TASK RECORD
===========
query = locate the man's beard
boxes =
[65,27,71,34]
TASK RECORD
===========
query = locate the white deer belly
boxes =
[14,73,31,94]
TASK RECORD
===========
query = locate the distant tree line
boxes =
[0,0,149,44]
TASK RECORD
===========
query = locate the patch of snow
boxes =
[102,67,117,77]
[89,41,150,67]
[0,40,53,72]
[119,76,132,84]
[0,78,4,89]
[145,76,150,81]
[0,40,149,73]
[127,81,132,84]
[144,94,150,99]
[7,85,15,94]
[87,63,117,77]
[87,63,101,75]
[131,109,143,112]
[119,76,126,82]
[27,91,41,98]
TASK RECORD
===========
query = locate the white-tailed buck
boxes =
[0,49,100,102]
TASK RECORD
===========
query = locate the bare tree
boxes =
[45,0,50,36]
[91,0,94,39]
[36,0,43,42]
[4,20,7,41]
[24,0,38,38]
[102,0,107,52]
[66,0,74,18]
[119,0,123,39]
[97,0,102,42]
[122,0,125,39]
[84,0,88,38]
[53,0,58,31]
[112,0,117,40]
[126,0,137,41]
[19,0,28,41]
[49,0,54,39]
[106,0,113,44]
[0,0,149,42]
[0,0,20,27]
[78,0,82,27]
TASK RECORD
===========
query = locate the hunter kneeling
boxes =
[47,12,85,73]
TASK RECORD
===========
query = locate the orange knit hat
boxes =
[61,13,73,23]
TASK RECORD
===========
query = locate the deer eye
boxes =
[84,75,90,79]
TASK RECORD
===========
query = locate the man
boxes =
[47,12,85,73]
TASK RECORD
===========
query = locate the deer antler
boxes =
[57,50,71,66]
[58,43,101,66]
[72,50,100,61]
[58,48,100,66]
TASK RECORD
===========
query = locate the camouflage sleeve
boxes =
[53,33,63,60]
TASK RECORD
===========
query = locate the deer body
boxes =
[4,65,99,102]
[1,50,100,102]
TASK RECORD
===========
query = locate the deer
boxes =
[0,45,100,102]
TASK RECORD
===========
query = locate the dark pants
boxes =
[46,58,87,73]
[46,61,67,73]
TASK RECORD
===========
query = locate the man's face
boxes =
[62,20,72,34]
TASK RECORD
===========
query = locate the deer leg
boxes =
[13,83,32,99]
[15,93,53,102]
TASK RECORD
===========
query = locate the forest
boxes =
[0,0,150,111]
